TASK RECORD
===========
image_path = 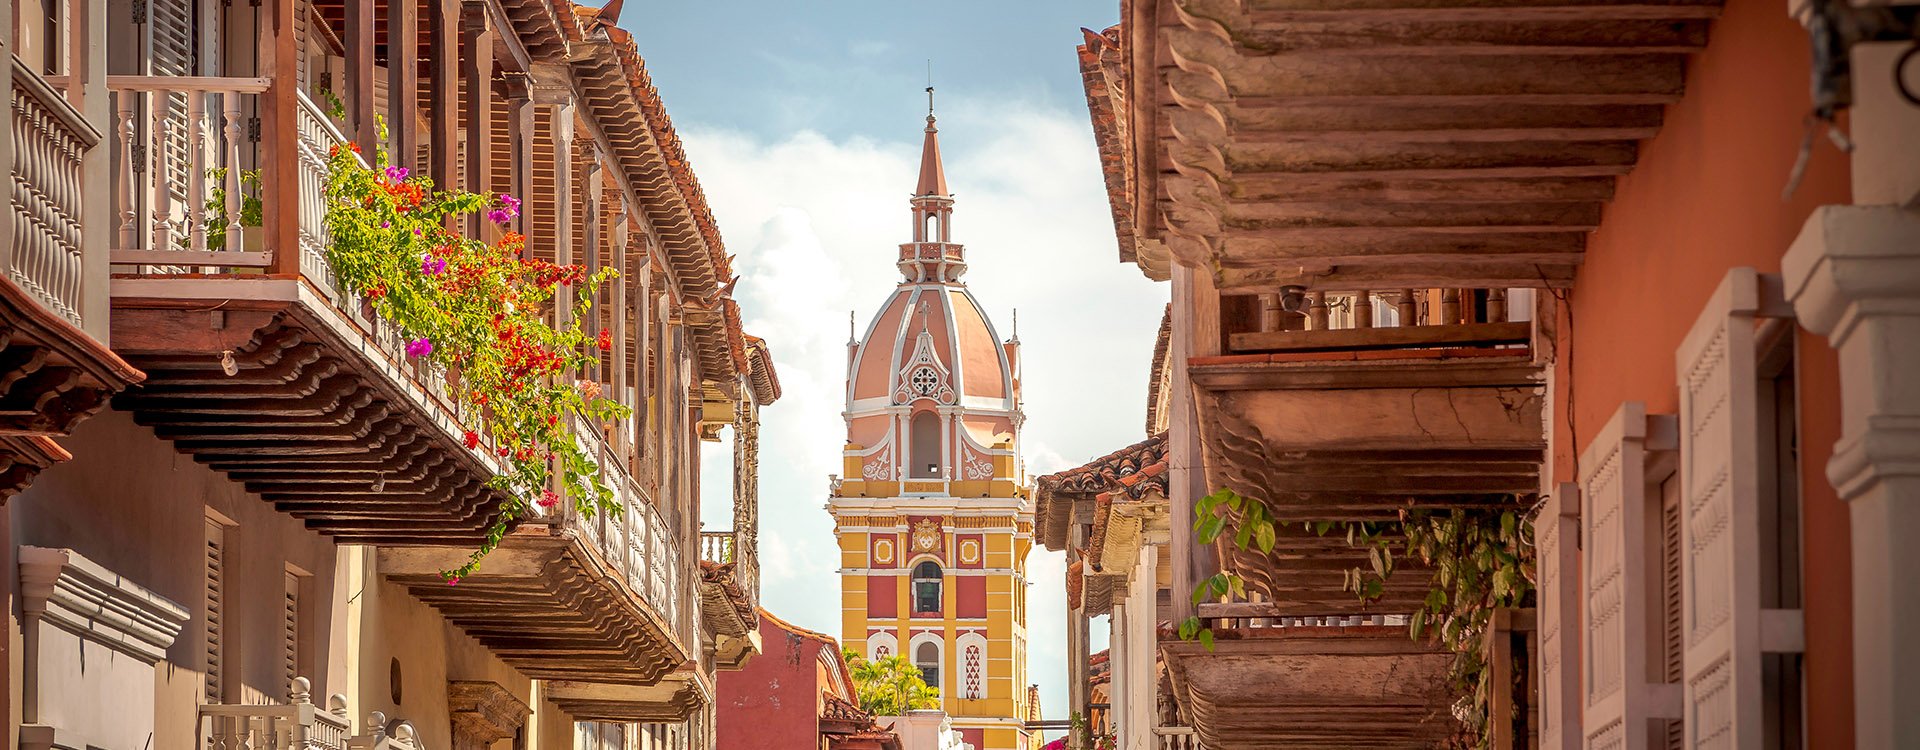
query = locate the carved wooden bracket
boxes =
[447,681,530,750]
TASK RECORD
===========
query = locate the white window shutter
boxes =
[1539,482,1582,750]
[1674,268,1765,748]
[1580,402,1653,750]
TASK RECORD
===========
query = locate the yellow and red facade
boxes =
[828,110,1036,750]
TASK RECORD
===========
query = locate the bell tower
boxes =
[827,102,1036,750]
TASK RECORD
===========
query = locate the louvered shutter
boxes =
[1580,402,1653,750]
[283,571,303,690]
[142,0,194,215]
[1675,268,1765,749]
[1539,482,1582,750]
[1660,478,1685,750]
[204,518,227,704]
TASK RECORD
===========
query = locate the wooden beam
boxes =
[460,1,496,235]
[428,0,459,192]
[344,0,378,149]
[260,0,302,274]
[388,0,420,170]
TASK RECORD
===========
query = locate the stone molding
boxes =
[17,546,188,663]
[447,681,530,746]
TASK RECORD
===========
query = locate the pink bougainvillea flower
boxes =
[384,165,409,182]
[405,338,433,358]
[421,255,448,275]
[446,576,460,586]
[538,489,559,509]
[486,193,521,225]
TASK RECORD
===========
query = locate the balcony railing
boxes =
[700,528,758,609]
[569,413,685,643]
[10,57,101,327]
[201,678,350,750]
[1152,726,1202,750]
[1226,287,1535,355]
[105,75,271,269]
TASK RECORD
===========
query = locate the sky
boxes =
[618,2,1164,728]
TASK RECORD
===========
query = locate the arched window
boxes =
[912,560,943,615]
[914,640,941,692]
[910,412,942,478]
[924,213,941,243]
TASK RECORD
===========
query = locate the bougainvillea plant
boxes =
[321,139,628,580]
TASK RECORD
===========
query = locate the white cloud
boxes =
[689,92,1165,724]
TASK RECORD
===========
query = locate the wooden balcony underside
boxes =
[0,278,145,500]
[380,532,690,685]
[1162,626,1459,749]
[699,560,760,670]
[544,672,707,723]
[1193,351,1544,507]
[1129,0,1722,288]
[110,281,511,543]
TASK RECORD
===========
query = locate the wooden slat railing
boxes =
[10,57,102,327]
[1229,287,1533,354]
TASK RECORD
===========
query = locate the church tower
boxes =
[829,103,1035,750]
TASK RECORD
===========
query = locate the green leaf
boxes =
[1255,523,1276,554]
[1226,574,1247,600]
[1198,628,1216,652]
[1369,545,1387,578]
[1234,522,1253,550]
[1410,610,1427,640]
[1313,520,1333,537]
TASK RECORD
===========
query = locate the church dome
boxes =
[839,109,1023,490]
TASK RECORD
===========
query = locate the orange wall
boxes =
[1548,0,1853,744]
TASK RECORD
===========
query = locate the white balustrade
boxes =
[567,413,682,632]
[201,677,351,750]
[105,75,269,269]
[10,58,98,326]
[293,91,350,288]
[1152,726,1203,750]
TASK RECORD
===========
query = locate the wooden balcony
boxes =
[698,530,761,670]
[2,60,147,500]
[1161,618,1457,749]
[99,78,518,543]
[379,415,695,686]
[1098,0,1720,289]
[544,668,708,723]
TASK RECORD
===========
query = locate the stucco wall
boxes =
[1549,0,1853,744]
[716,615,826,750]
[6,409,341,750]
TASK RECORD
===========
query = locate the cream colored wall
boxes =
[6,410,341,750]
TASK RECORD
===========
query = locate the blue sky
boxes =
[620,2,1159,732]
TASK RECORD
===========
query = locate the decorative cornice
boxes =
[18,546,188,664]
[447,681,531,743]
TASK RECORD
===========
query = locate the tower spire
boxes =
[916,85,948,197]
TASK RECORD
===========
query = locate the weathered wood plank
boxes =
[1230,320,1531,353]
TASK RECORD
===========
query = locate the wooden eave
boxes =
[698,560,758,641]
[1161,624,1459,749]
[0,277,145,500]
[1121,0,1722,290]
[109,279,514,543]
[380,529,693,686]
[544,669,709,722]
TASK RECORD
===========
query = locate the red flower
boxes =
[462,430,481,449]
[496,446,511,458]
[597,329,613,350]
[538,489,560,509]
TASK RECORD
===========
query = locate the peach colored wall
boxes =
[1548,0,1852,744]
[7,410,341,750]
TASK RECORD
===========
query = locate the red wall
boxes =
[717,615,832,750]
[869,575,897,618]
[1548,0,1853,743]
[957,576,987,618]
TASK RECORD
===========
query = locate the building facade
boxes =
[3,0,777,748]
[1067,0,1918,747]
[827,111,1036,750]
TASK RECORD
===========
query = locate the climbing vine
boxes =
[1175,488,1537,748]
[1338,505,1535,747]
[321,137,627,580]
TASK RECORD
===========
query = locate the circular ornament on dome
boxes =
[909,365,940,397]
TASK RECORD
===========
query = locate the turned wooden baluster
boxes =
[1441,288,1462,325]
[1256,292,1281,333]
[222,94,246,251]
[115,97,138,250]
[1308,290,1328,330]
[1353,289,1374,329]
[187,92,208,253]
[1396,289,1416,326]
[149,89,176,251]
[1488,288,1508,323]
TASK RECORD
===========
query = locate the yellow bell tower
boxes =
[827,103,1034,750]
